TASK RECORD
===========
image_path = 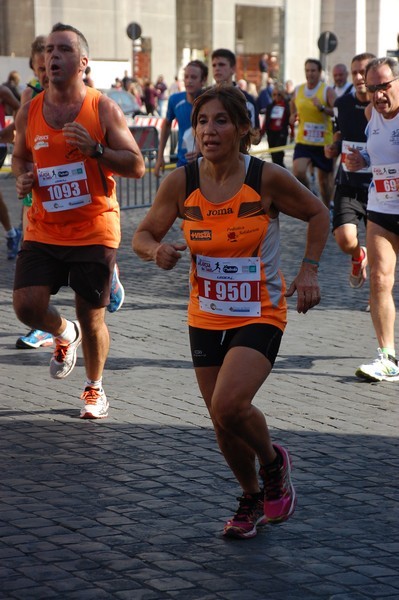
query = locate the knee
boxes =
[212,395,246,432]
[370,270,394,294]
[13,293,38,325]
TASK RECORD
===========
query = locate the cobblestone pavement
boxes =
[0,169,398,600]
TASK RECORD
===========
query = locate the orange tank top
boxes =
[181,156,287,331]
[25,87,120,247]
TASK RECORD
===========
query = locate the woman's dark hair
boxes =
[191,84,254,152]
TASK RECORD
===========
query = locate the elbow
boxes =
[134,156,146,179]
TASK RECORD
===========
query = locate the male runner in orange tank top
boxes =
[12,23,145,419]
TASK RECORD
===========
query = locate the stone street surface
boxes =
[0,164,398,600]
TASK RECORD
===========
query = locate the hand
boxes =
[324,143,338,159]
[185,150,198,163]
[344,147,366,172]
[153,242,187,270]
[311,96,322,110]
[154,156,165,178]
[285,264,321,314]
[16,171,35,199]
[62,122,96,157]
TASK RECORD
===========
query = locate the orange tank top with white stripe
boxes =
[25,86,120,247]
[181,156,287,331]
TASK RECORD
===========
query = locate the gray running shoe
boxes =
[50,321,82,379]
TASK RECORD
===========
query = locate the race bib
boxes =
[372,163,399,202]
[270,105,284,119]
[303,122,325,143]
[37,161,92,212]
[342,141,371,173]
[196,255,261,317]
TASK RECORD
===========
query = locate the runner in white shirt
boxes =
[346,57,399,382]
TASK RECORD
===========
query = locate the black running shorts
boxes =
[367,211,399,236]
[14,242,117,307]
[332,186,368,231]
[189,323,283,368]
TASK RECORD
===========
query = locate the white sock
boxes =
[56,320,77,344]
[86,378,103,390]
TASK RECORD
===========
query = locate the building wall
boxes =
[284,0,322,85]
[1,0,398,91]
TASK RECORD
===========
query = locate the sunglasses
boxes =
[365,76,399,93]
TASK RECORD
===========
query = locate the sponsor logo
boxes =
[227,231,238,242]
[388,168,397,174]
[41,171,56,181]
[223,265,238,273]
[373,167,386,176]
[58,170,69,178]
[34,135,49,142]
[190,229,212,241]
[197,257,213,272]
[34,141,49,150]
[229,307,250,313]
[390,129,399,145]
[206,207,233,217]
[242,265,257,273]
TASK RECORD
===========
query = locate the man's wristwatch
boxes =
[92,143,104,158]
[319,105,325,112]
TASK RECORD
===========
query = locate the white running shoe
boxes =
[355,349,399,382]
[80,387,109,419]
[50,321,82,379]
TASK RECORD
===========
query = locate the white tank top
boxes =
[366,108,399,214]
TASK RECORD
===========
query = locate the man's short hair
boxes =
[351,52,376,65]
[365,56,399,78]
[186,59,208,82]
[211,48,236,67]
[51,22,90,57]
[305,58,322,72]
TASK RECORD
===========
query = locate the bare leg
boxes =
[317,169,333,208]
[334,223,363,259]
[75,294,109,381]
[0,191,12,232]
[13,286,65,334]
[195,347,276,494]
[292,156,312,189]
[366,222,399,350]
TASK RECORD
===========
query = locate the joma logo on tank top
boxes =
[206,207,234,217]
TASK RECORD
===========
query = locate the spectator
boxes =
[155,75,168,117]
[259,53,269,89]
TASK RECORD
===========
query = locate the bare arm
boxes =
[289,93,297,126]
[311,86,336,117]
[0,85,20,115]
[261,164,330,313]
[62,94,145,179]
[154,119,172,177]
[11,103,35,197]
[324,130,342,159]
[132,167,187,270]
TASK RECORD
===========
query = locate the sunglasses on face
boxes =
[365,76,399,93]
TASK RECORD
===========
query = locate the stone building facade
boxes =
[0,0,398,89]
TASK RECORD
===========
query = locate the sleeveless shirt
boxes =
[295,82,333,146]
[181,155,287,331]
[25,86,120,247]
